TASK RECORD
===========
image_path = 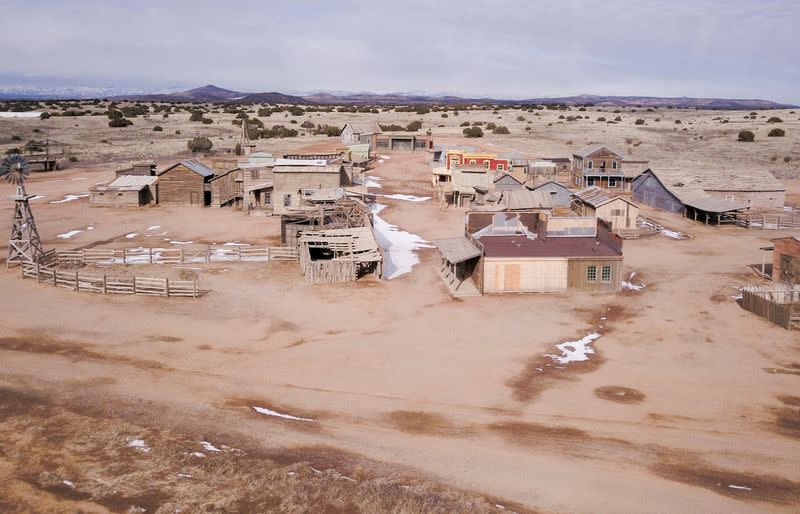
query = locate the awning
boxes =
[434,237,482,264]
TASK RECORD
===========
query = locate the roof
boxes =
[539,157,571,163]
[245,181,273,192]
[573,144,625,160]
[636,169,761,213]
[95,175,158,192]
[772,236,800,243]
[573,186,636,208]
[299,226,381,262]
[274,158,328,166]
[493,172,523,185]
[343,122,383,135]
[159,159,215,178]
[249,152,274,159]
[532,181,571,192]
[502,190,553,210]
[644,167,785,193]
[478,235,622,259]
[273,163,342,173]
[434,237,482,263]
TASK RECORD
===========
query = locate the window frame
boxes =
[601,265,612,283]
[586,265,597,282]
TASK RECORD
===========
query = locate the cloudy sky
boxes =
[2,0,798,102]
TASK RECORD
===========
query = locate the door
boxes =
[504,264,520,291]
[781,254,800,284]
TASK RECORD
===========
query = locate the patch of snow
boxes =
[0,111,41,117]
[543,333,601,364]
[287,472,297,476]
[200,441,221,452]
[50,193,90,204]
[728,484,752,491]
[377,159,385,164]
[378,155,391,159]
[660,228,689,240]
[125,232,138,239]
[170,240,193,245]
[177,473,192,478]
[71,177,88,181]
[252,406,314,422]
[57,229,82,239]
[191,452,205,458]
[376,193,430,202]
[223,241,250,246]
[63,480,75,487]
[369,202,433,279]
[622,281,645,291]
[146,225,161,231]
[86,225,94,230]
[365,179,382,189]
[127,439,151,453]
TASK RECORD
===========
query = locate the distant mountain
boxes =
[0,84,795,109]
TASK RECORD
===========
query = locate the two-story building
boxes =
[272,160,351,215]
[571,144,648,191]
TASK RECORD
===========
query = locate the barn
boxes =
[341,122,383,146]
[90,175,158,207]
[156,160,215,206]
[772,236,800,284]
[571,186,639,232]
[493,172,524,192]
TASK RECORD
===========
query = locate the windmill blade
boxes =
[1,154,31,186]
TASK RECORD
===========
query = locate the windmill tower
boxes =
[240,118,255,156]
[2,154,44,267]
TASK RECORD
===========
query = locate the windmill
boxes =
[240,118,255,156]
[2,154,44,267]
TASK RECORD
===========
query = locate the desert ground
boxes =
[1,104,799,513]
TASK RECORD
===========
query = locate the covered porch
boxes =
[434,237,482,297]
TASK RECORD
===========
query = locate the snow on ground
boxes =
[177,473,193,478]
[660,228,689,240]
[543,333,601,364]
[191,452,205,458]
[57,229,82,239]
[200,441,222,452]
[0,111,41,117]
[125,232,138,239]
[71,177,88,181]
[50,193,89,204]
[622,272,646,291]
[252,406,314,422]
[364,176,383,189]
[223,241,250,246]
[146,225,161,231]
[375,193,430,202]
[170,240,193,245]
[369,203,433,279]
[63,480,75,487]
[728,484,752,491]
[127,439,151,452]
[378,155,391,160]
[30,195,45,201]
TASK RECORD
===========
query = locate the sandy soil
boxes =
[1,108,800,513]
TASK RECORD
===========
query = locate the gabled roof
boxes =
[573,186,636,208]
[635,169,748,213]
[159,159,215,178]
[573,144,625,160]
[493,172,523,185]
[94,175,157,192]
[343,122,383,135]
[274,158,328,166]
[646,167,784,193]
[532,181,571,192]
[502,190,553,210]
[273,163,342,174]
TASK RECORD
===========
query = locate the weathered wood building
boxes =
[773,236,800,284]
[156,160,215,206]
[114,163,157,177]
[90,175,158,207]
[572,186,639,232]
[341,122,383,146]
[531,181,573,208]
[209,167,242,207]
[272,160,350,215]
[372,133,432,151]
[571,144,649,191]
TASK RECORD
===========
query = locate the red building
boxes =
[445,151,510,172]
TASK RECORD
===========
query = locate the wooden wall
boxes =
[632,172,685,213]
[482,257,569,293]
[158,164,207,206]
[567,257,623,291]
[773,238,800,283]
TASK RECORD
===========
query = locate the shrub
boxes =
[492,125,510,134]
[614,116,622,122]
[40,112,50,120]
[108,117,132,128]
[300,120,315,129]
[675,119,681,124]
[5,148,20,154]
[767,117,783,123]
[406,120,423,131]
[578,107,586,111]
[525,126,531,131]
[459,121,470,127]
[162,113,169,119]
[201,117,213,124]
[380,124,404,131]
[189,110,205,122]
[288,106,305,116]
[462,127,483,138]
[785,156,792,163]
[68,156,78,162]
[516,116,525,121]
[486,122,497,130]
[153,125,163,131]
[175,130,181,135]
[558,115,565,119]
[635,119,645,125]
[737,130,755,142]
[187,136,213,152]
[768,128,785,137]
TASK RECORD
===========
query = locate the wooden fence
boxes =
[734,212,800,230]
[55,245,298,266]
[21,262,206,298]
[740,284,800,330]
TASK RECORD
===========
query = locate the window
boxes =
[611,208,624,216]
[587,160,593,169]
[724,194,734,202]
[283,194,292,207]
[251,170,259,180]
[587,178,595,186]
[451,158,460,169]
[117,192,123,197]
[264,192,272,205]
[601,265,612,282]
[587,265,597,282]
[612,160,618,170]
[609,177,617,187]
[469,159,477,165]
[497,164,505,171]
[484,160,490,169]
[98,192,104,196]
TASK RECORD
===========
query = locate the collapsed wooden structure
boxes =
[741,284,800,330]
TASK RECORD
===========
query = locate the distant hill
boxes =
[0,84,795,109]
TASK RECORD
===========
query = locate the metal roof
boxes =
[502,190,553,210]
[478,235,621,259]
[434,237,482,263]
[573,144,625,159]
[343,122,383,135]
[273,163,342,173]
[180,159,215,178]
[637,169,756,213]
[572,186,635,208]
[109,175,158,188]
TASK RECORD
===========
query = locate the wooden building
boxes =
[532,181,573,208]
[632,168,752,224]
[114,163,156,177]
[243,165,274,215]
[372,133,432,151]
[434,213,623,295]
[209,167,242,208]
[341,122,383,146]
[446,150,510,172]
[156,160,216,206]
[272,160,350,215]
[493,172,525,192]
[572,186,639,232]
[571,144,649,191]
[773,236,800,284]
[90,175,158,207]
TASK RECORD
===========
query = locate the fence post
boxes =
[149,247,153,264]
[165,277,170,298]
[75,270,79,291]
[180,248,185,264]
[37,263,41,283]
[103,273,107,294]
[267,246,271,261]
[133,276,137,295]
[193,279,197,299]
[238,246,242,261]
[123,248,127,264]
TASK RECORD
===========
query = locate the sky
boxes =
[1,0,798,103]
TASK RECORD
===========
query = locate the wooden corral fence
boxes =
[55,245,298,266]
[740,284,800,330]
[734,211,800,230]
[21,262,207,299]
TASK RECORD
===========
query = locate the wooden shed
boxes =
[572,186,639,232]
[341,122,383,146]
[272,160,350,215]
[90,175,158,207]
[156,160,215,206]
[209,167,242,207]
[114,163,156,177]
[531,181,573,208]
[773,236,800,284]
